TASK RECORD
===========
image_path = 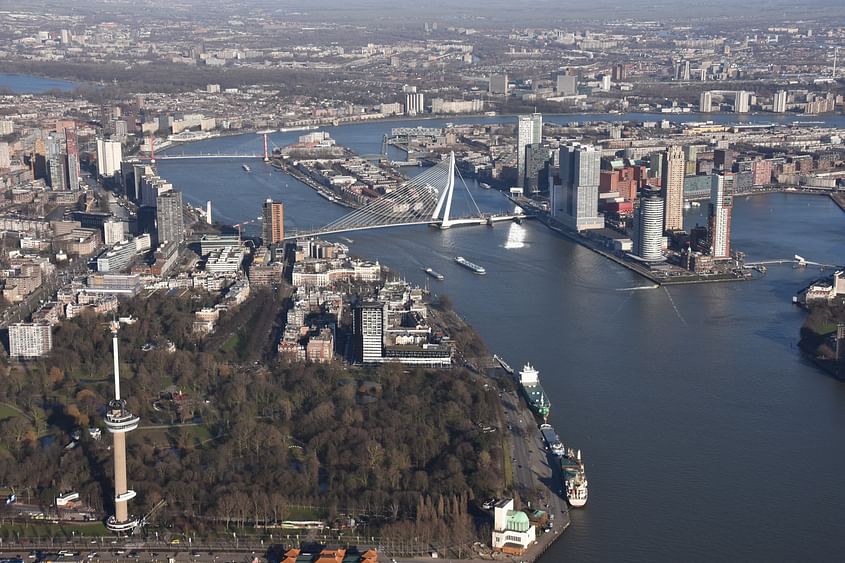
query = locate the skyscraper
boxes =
[45,134,68,190]
[155,191,185,245]
[353,302,385,363]
[734,91,751,113]
[96,138,123,177]
[517,113,542,188]
[65,129,81,190]
[699,91,713,112]
[709,174,733,258]
[261,199,284,245]
[633,186,665,261]
[404,92,424,116]
[489,74,509,95]
[556,143,604,231]
[556,74,577,95]
[104,322,140,533]
[662,145,685,231]
[773,90,788,113]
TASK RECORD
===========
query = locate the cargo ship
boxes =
[518,363,550,420]
[454,256,486,275]
[539,423,564,456]
[424,267,444,280]
[560,448,588,507]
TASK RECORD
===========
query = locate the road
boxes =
[499,387,571,560]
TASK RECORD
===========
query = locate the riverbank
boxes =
[533,213,748,286]
[427,297,572,560]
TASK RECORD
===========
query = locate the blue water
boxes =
[0,73,81,94]
[156,119,845,562]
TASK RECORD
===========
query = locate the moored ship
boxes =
[539,423,564,456]
[560,448,588,507]
[454,256,486,275]
[518,363,550,420]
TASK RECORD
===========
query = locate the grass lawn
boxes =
[0,521,108,538]
[0,403,22,421]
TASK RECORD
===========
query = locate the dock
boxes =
[499,385,571,560]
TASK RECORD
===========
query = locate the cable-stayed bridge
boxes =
[283,152,526,240]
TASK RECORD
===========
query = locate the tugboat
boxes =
[518,363,550,420]
[560,448,588,507]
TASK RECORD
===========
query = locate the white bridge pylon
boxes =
[431,152,456,228]
[288,151,481,239]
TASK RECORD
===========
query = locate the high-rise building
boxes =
[65,129,80,190]
[612,63,627,82]
[261,199,284,245]
[734,91,751,113]
[773,90,788,113]
[45,134,68,190]
[353,302,385,363]
[555,143,604,231]
[709,174,733,258]
[517,113,542,188]
[155,191,185,245]
[96,138,123,177]
[489,74,509,95]
[404,92,424,116]
[556,74,577,95]
[662,145,685,231]
[714,149,734,172]
[103,220,128,245]
[524,144,553,194]
[633,186,665,261]
[0,120,14,135]
[8,323,52,358]
[0,142,9,168]
[103,322,140,533]
[699,91,713,112]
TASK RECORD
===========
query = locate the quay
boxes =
[534,213,748,286]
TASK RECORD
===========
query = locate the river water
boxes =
[0,73,82,93]
[156,116,845,562]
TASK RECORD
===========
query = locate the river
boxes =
[155,116,845,562]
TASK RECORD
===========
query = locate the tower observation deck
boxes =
[104,321,140,533]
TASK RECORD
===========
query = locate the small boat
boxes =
[455,256,486,275]
[479,182,491,189]
[493,354,514,375]
[242,164,251,172]
[424,267,444,280]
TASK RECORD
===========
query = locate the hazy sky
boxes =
[8,0,845,24]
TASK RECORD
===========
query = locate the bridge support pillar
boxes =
[432,152,456,228]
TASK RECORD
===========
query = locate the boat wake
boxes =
[615,284,659,291]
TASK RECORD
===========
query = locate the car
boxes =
[170,540,181,545]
